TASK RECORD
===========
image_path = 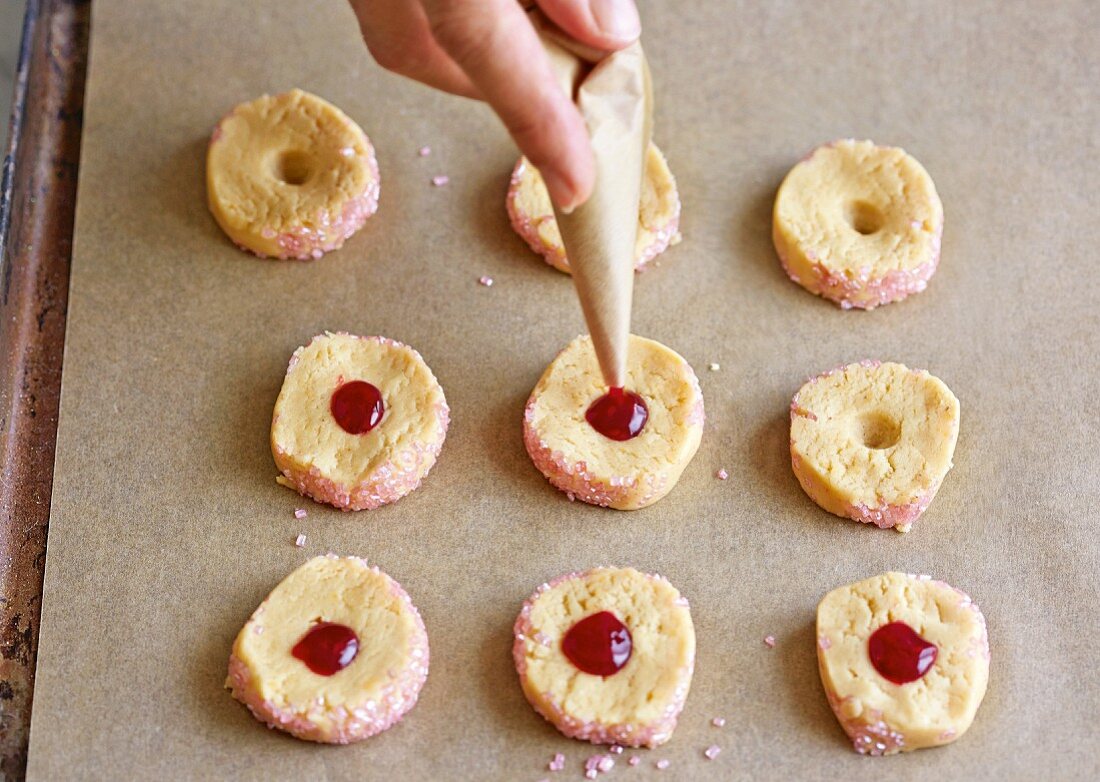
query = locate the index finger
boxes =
[421,0,595,210]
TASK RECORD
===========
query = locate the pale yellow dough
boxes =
[514,567,695,747]
[207,89,378,259]
[509,143,681,274]
[523,335,704,510]
[790,361,959,532]
[227,556,429,743]
[817,572,990,755]
[271,332,448,511]
[773,139,943,309]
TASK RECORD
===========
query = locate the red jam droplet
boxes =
[330,380,384,434]
[291,622,360,676]
[561,611,633,677]
[868,621,938,684]
[585,387,648,441]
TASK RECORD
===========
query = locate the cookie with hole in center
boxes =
[513,567,695,748]
[227,555,429,744]
[207,89,379,260]
[523,334,704,510]
[773,139,943,309]
[789,361,959,532]
[507,143,681,274]
[816,572,990,756]
[271,332,449,510]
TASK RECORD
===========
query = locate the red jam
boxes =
[868,621,938,684]
[561,611,633,677]
[585,387,648,441]
[291,622,360,676]
[330,380,384,434]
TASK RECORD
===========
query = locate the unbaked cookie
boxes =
[271,332,449,510]
[506,143,681,274]
[207,89,379,260]
[523,335,704,510]
[513,567,695,747]
[817,572,989,756]
[773,139,943,309]
[790,360,959,532]
[227,555,429,744]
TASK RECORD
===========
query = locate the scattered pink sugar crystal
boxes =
[431,175,449,187]
[609,745,623,755]
[294,508,307,519]
[598,757,614,772]
[764,634,776,648]
[418,145,431,157]
[627,755,640,767]
[478,275,494,287]
[547,753,565,772]
[655,759,670,770]
[712,716,726,727]
[715,468,729,480]
[294,533,306,548]
[704,745,722,760]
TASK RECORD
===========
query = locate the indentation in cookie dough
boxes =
[276,150,314,186]
[847,199,885,235]
[856,411,901,449]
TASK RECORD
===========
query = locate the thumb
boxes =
[536,0,641,51]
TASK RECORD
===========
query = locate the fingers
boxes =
[349,0,480,99]
[536,0,641,51]
[421,0,595,209]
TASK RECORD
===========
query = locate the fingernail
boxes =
[541,168,580,213]
[591,0,641,42]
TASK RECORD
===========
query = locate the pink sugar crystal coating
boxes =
[225,557,429,744]
[512,569,694,748]
[274,334,450,511]
[505,157,681,274]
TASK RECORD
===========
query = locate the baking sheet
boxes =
[25,1,1100,779]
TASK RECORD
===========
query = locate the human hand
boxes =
[349,0,641,210]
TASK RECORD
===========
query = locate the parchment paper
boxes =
[25,1,1100,780]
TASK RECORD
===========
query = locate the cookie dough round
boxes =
[506,143,681,274]
[523,335,704,510]
[271,332,449,511]
[817,572,990,756]
[207,89,380,260]
[790,361,959,532]
[773,139,943,309]
[513,567,695,748]
[227,555,430,744]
